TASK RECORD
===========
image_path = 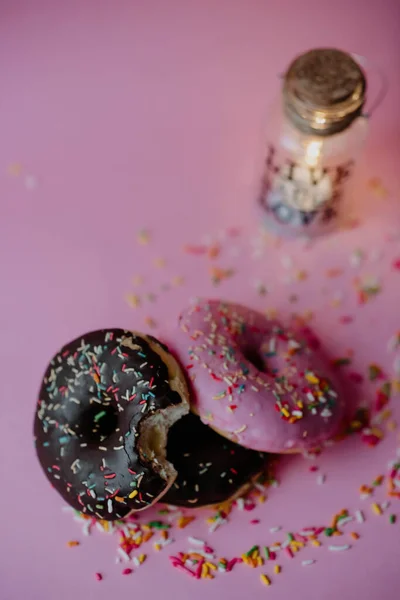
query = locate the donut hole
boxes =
[242,346,266,372]
[75,402,119,443]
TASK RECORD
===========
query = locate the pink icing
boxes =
[172,299,344,453]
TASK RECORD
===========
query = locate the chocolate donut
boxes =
[34,329,189,520]
[163,413,267,507]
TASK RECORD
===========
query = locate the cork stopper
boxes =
[283,48,367,136]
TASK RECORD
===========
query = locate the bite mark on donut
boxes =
[120,334,190,499]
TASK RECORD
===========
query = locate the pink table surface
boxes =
[1,1,400,599]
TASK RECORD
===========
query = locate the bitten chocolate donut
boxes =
[34,329,189,521]
[162,413,267,507]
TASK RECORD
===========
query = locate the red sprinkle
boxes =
[392,258,400,270]
[122,568,133,575]
[348,372,364,384]
[95,573,103,581]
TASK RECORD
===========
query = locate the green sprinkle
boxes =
[94,411,107,422]
[263,546,270,559]
[245,545,259,557]
[324,527,335,537]
[287,533,294,542]
[147,521,170,530]
[389,514,396,524]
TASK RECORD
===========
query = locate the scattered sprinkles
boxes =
[49,207,400,588]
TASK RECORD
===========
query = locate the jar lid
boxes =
[283,48,367,136]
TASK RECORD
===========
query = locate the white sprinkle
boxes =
[355,510,365,523]
[337,516,353,526]
[317,474,326,485]
[381,501,390,511]
[209,517,227,533]
[350,249,364,268]
[236,498,245,511]
[387,334,400,353]
[82,521,91,536]
[218,565,227,573]
[329,544,351,552]
[360,493,372,500]
[269,526,282,533]
[188,536,206,547]
[161,538,173,547]
[300,530,315,536]
[281,254,293,269]
[269,545,281,552]
[117,547,131,561]
[25,174,38,190]
[234,425,247,434]
[302,559,315,566]
[393,355,400,376]
[107,499,113,513]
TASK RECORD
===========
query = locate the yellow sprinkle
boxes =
[311,540,321,547]
[153,257,166,268]
[144,316,157,328]
[139,553,146,563]
[350,532,359,540]
[201,563,209,579]
[305,373,319,384]
[7,163,22,176]
[274,565,281,574]
[206,562,217,571]
[258,494,266,504]
[281,407,290,417]
[153,543,161,551]
[136,230,150,245]
[177,516,195,529]
[128,490,138,499]
[260,574,271,586]
[372,502,382,515]
[256,556,264,566]
[66,540,80,547]
[393,379,400,393]
[125,293,141,309]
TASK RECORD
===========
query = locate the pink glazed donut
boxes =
[173,299,344,453]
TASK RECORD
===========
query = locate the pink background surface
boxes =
[1,1,400,599]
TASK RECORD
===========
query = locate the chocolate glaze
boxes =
[163,413,267,507]
[34,329,186,521]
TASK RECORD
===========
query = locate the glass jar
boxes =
[259,48,377,237]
